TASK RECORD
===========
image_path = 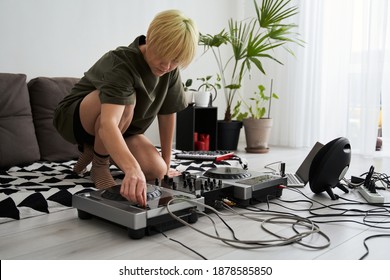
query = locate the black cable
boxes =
[211,210,240,240]
[230,155,248,170]
[158,230,208,260]
[359,234,390,260]
[156,183,389,257]
[279,188,390,229]
[238,186,390,257]
[360,171,390,190]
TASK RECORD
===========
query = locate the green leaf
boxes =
[197,0,302,121]
[185,79,192,87]
[226,84,241,90]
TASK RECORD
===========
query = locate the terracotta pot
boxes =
[243,118,273,153]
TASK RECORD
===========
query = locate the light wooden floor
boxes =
[1,145,389,260]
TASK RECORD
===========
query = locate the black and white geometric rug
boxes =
[0,150,246,224]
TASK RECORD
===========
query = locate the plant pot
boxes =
[217,120,242,150]
[243,118,273,153]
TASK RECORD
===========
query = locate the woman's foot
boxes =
[73,144,94,174]
[90,152,116,189]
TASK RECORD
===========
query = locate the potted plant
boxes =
[183,76,220,107]
[236,82,278,153]
[198,0,301,150]
[182,78,195,105]
[196,75,220,107]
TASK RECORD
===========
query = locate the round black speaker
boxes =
[309,137,351,200]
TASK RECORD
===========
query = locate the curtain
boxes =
[269,0,389,156]
[382,7,390,155]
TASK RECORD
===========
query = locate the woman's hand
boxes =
[120,169,147,207]
[167,168,181,177]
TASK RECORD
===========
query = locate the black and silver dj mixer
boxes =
[163,167,287,207]
[73,184,204,239]
[72,166,286,239]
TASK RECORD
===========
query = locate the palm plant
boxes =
[199,0,302,122]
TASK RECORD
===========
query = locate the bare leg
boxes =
[78,90,133,189]
[76,90,164,187]
[72,93,99,174]
[124,134,167,181]
[79,90,107,155]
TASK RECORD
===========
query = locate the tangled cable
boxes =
[165,197,331,250]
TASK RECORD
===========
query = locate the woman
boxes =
[54,10,198,207]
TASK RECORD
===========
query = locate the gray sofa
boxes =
[0,73,80,169]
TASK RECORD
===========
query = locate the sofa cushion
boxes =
[28,77,80,162]
[0,73,41,169]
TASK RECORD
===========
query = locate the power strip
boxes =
[357,185,385,203]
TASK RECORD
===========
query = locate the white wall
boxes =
[0,0,244,145]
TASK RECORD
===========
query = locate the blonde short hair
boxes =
[146,10,198,68]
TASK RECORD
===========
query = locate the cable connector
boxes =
[280,162,286,177]
[351,176,365,184]
[214,200,224,209]
[222,198,236,207]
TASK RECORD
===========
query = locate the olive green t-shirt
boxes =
[54,35,187,144]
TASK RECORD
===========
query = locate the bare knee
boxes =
[125,135,167,181]
[143,156,167,181]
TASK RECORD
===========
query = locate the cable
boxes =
[252,187,390,258]
[359,170,390,190]
[157,230,208,260]
[372,172,390,190]
[277,188,390,229]
[359,234,390,260]
[342,177,364,189]
[221,202,330,249]
[165,197,331,250]
[231,155,249,170]
[263,161,282,173]
[156,182,389,257]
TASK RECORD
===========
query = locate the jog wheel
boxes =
[203,167,250,179]
[101,185,162,201]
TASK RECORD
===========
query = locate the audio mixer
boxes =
[72,166,286,238]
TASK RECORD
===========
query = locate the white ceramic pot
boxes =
[193,91,211,107]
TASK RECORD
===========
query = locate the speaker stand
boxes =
[325,183,349,200]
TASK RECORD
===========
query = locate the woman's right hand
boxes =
[120,169,147,207]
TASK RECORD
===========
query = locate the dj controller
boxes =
[73,167,287,239]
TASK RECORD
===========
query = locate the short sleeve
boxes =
[83,51,136,106]
[158,69,187,114]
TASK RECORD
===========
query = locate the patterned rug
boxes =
[0,150,246,224]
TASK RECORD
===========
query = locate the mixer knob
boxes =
[182,171,190,180]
